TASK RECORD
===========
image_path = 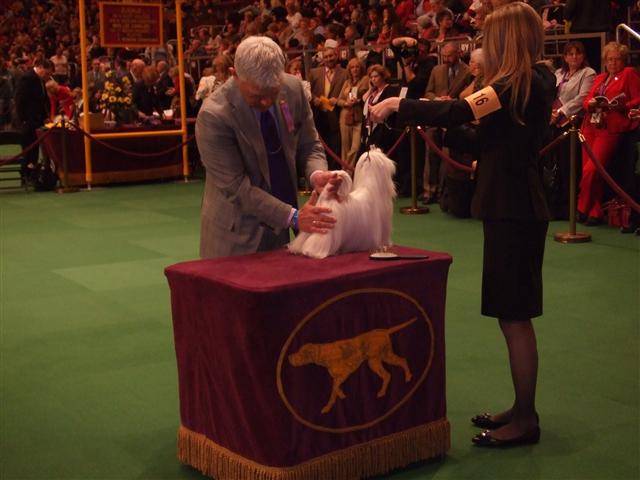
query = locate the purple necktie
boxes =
[260,110,297,208]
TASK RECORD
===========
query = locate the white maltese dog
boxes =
[288,148,397,259]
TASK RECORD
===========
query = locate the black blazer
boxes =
[397,64,556,221]
[15,69,48,128]
[132,80,160,116]
[364,84,401,153]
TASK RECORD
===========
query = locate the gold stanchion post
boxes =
[56,117,79,194]
[554,120,591,243]
[400,126,429,215]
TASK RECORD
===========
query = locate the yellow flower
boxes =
[124,97,132,104]
[101,93,108,100]
[115,86,122,93]
[122,76,130,84]
[117,97,124,103]
[109,96,116,103]
[105,81,112,89]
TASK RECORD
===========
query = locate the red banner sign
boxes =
[99,2,163,48]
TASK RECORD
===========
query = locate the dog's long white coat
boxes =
[288,148,397,259]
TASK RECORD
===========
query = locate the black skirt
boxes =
[481,220,548,320]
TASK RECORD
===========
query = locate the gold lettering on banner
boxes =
[99,2,163,48]
[288,317,416,414]
[464,85,501,120]
[276,288,435,434]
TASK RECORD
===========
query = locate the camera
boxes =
[400,46,417,59]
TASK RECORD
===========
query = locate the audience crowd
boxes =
[1,0,639,230]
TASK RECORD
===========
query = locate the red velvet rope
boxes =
[317,135,355,174]
[539,130,569,156]
[579,132,640,214]
[383,128,408,157]
[317,129,408,174]
[0,128,54,166]
[75,126,195,158]
[417,127,474,173]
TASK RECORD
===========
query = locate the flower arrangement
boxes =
[97,71,135,124]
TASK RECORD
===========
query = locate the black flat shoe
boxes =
[576,212,587,224]
[472,427,541,448]
[471,413,508,430]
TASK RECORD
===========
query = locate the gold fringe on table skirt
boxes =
[177,418,450,480]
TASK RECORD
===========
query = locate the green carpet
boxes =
[1,181,638,480]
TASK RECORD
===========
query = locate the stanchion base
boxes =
[400,206,430,215]
[56,186,80,194]
[554,232,592,243]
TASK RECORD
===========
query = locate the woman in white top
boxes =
[550,41,596,128]
[544,41,595,219]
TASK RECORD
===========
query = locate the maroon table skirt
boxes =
[38,125,183,186]
[165,246,453,480]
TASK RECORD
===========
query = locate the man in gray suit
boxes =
[196,36,341,259]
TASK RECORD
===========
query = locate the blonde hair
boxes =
[602,41,629,64]
[45,79,59,94]
[347,57,365,81]
[482,2,543,125]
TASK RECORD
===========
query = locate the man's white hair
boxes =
[470,48,484,64]
[234,36,285,88]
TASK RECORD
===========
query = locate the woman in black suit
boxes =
[371,2,555,447]
[361,64,400,155]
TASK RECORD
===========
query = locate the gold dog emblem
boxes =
[288,317,416,414]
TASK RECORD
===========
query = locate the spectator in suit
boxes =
[156,60,174,110]
[127,58,146,85]
[87,58,106,110]
[133,65,161,119]
[422,41,470,204]
[14,58,53,180]
[309,46,349,169]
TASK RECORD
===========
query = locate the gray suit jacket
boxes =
[424,61,470,99]
[196,74,327,258]
[554,66,596,118]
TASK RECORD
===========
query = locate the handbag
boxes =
[442,123,479,158]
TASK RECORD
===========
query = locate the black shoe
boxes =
[621,224,639,234]
[576,212,587,224]
[584,216,603,226]
[472,427,541,448]
[471,413,508,430]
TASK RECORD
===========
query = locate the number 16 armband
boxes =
[464,86,502,121]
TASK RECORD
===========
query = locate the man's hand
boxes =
[313,171,343,199]
[369,97,401,124]
[298,190,337,233]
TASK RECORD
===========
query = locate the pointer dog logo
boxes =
[288,318,416,414]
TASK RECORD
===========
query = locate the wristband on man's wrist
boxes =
[291,209,299,230]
